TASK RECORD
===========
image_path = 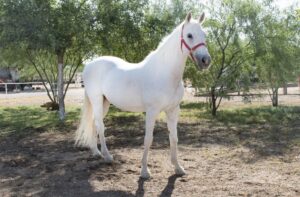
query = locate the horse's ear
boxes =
[199,12,205,24]
[185,12,192,23]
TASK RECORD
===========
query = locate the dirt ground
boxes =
[0,88,300,196]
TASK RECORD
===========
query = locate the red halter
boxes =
[181,24,206,62]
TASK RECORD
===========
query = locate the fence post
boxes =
[283,83,288,95]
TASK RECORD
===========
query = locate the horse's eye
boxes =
[187,33,193,39]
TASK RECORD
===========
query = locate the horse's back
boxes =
[83,56,146,112]
[83,57,115,93]
[83,56,136,87]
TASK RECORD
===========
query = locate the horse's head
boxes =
[181,12,211,70]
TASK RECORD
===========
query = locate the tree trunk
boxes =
[272,88,278,107]
[57,53,65,120]
[237,80,240,96]
[211,88,217,116]
[212,102,217,116]
[283,83,287,95]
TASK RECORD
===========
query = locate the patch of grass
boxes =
[106,105,143,119]
[180,101,209,121]
[0,106,80,138]
[180,101,208,110]
[1,103,299,139]
[216,106,300,125]
[179,101,300,125]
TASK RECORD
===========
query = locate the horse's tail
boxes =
[75,92,97,148]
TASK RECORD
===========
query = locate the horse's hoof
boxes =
[140,168,151,179]
[175,166,186,175]
[103,154,114,163]
[92,149,102,157]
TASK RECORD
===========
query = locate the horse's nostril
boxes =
[202,57,209,65]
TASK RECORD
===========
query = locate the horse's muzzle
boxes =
[196,54,211,70]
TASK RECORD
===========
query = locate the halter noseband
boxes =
[181,24,206,62]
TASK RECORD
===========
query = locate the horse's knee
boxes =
[167,117,178,133]
[95,121,105,134]
[169,133,178,143]
[144,133,153,146]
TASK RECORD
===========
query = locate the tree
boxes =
[251,3,300,106]
[185,0,258,116]
[1,0,97,120]
[94,0,202,63]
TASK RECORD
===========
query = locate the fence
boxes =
[0,82,44,94]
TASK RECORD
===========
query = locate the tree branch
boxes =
[63,57,82,99]
[26,50,54,103]
[223,21,236,50]
[216,94,223,110]
[38,53,57,102]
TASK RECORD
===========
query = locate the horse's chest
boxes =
[164,83,184,108]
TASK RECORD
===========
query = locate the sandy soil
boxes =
[0,116,300,196]
[0,88,300,196]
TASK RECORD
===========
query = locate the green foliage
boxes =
[94,0,147,62]
[185,0,300,114]
[0,0,96,55]
[94,0,201,62]
[0,0,98,117]
[250,4,300,106]
[185,0,258,116]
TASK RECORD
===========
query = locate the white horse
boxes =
[76,12,211,179]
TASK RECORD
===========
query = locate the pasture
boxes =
[1,0,299,196]
[0,92,299,196]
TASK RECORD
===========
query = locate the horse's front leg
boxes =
[141,109,158,179]
[166,105,186,175]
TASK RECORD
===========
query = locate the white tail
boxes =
[75,92,97,148]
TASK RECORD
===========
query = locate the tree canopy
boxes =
[0,0,299,118]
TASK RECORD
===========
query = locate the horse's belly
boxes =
[104,89,145,112]
[103,74,145,112]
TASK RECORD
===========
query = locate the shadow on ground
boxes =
[0,130,182,196]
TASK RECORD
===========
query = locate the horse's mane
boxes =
[141,22,183,63]
[156,23,182,50]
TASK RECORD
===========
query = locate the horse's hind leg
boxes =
[103,97,110,117]
[89,95,113,162]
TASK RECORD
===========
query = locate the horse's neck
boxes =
[145,25,187,84]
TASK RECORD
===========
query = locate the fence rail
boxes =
[0,82,44,94]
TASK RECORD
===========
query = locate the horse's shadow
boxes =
[159,174,183,197]
[135,177,146,197]
[135,174,183,197]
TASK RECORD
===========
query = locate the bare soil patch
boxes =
[0,105,299,196]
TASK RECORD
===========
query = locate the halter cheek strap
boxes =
[181,24,206,62]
